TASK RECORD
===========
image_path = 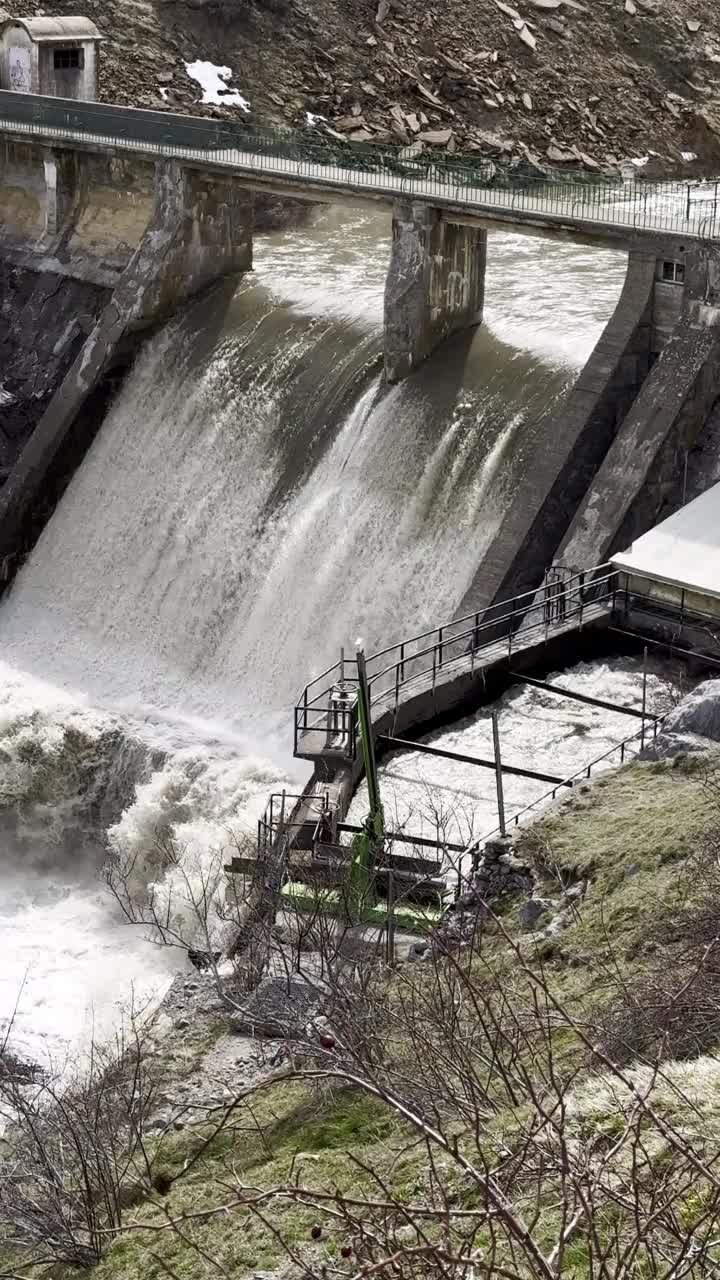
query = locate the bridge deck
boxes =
[0,91,718,247]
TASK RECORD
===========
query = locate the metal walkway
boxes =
[295,566,619,763]
[1,91,719,245]
[294,565,720,768]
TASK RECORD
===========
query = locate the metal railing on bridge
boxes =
[294,566,619,760]
[1,90,719,240]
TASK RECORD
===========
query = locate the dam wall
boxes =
[0,145,253,572]
[458,240,698,615]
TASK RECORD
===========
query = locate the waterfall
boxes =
[0,203,627,1058]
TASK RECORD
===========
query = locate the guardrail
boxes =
[295,566,618,758]
[295,570,720,764]
[467,711,663,873]
[1,90,718,240]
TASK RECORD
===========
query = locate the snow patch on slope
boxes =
[185,61,250,110]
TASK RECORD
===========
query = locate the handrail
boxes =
[294,568,720,763]
[295,566,617,749]
[466,712,663,867]
[0,91,718,241]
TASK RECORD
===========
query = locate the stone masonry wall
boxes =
[0,262,109,470]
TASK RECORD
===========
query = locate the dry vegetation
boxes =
[5,754,720,1278]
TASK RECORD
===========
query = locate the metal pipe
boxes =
[508,673,659,721]
[640,646,648,751]
[377,734,569,785]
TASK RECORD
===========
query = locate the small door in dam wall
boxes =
[8,46,31,92]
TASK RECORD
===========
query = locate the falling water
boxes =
[0,203,628,1059]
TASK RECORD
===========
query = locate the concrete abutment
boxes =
[557,241,720,569]
[384,200,486,383]
[458,242,693,615]
[0,156,253,567]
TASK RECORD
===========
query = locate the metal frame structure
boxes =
[0,90,719,241]
[294,566,617,759]
[294,566,720,762]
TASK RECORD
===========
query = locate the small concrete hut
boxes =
[0,15,102,100]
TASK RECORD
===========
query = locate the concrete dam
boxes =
[1,92,720,1053]
[1,92,720,599]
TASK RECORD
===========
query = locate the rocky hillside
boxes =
[14,0,720,175]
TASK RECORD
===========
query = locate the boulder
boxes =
[661,680,720,741]
[518,897,553,930]
[646,680,720,759]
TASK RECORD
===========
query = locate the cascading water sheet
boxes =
[0,204,627,1059]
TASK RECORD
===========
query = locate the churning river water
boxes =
[0,203,643,1062]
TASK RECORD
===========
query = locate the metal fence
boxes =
[294,566,618,758]
[1,90,718,240]
[295,568,720,763]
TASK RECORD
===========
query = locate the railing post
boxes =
[400,641,405,684]
[438,626,444,670]
[492,712,506,837]
[386,869,396,967]
[640,646,648,751]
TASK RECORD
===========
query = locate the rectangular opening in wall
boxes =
[53,47,84,70]
[661,260,685,284]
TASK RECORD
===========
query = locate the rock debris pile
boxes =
[13,0,720,175]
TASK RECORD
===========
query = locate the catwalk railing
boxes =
[1,90,719,240]
[295,568,720,762]
[295,566,618,759]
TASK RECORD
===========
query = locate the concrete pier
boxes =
[458,244,690,614]
[384,201,486,383]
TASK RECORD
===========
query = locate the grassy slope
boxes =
[91,1087,417,1279]
[51,754,720,1278]
[515,753,716,957]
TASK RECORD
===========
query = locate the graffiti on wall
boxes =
[8,47,31,92]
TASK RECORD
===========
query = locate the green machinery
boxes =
[280,645,446,936]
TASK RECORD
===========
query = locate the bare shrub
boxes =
[121,908,720,1279]
[104,827,280,1002]
[0,1020,161,1270]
